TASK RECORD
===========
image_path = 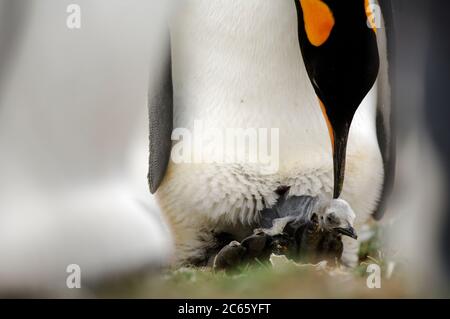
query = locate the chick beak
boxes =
[336,226,358,240]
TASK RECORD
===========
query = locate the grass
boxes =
[93,223,415,298]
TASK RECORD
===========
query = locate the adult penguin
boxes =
[148,0,394,266]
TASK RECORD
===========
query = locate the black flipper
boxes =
[148,29,173,194]
[373,0,396,220]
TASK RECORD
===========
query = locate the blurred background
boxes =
[0,0,448,297]
[0,0,174,296]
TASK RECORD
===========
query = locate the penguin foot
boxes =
[213,241,246,272]
[211,227,345,270]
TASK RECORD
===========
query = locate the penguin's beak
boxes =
[330,123,351,200]
[336,226,358,240]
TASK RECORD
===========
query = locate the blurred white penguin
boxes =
[0,0,174,295]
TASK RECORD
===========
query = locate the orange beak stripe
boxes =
[299,0,335,47]
[318,99,335,152]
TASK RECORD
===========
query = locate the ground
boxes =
[92,224,417,298]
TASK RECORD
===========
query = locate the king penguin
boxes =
[148,0,394,266]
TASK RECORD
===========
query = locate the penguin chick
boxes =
[260,195,358,263]
[260,194,357,240]
[319,199,358,240]
[296,199,357,263]
[213,241,246,271]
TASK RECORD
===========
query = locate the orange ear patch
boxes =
[365,0,377,33]
[300,0,335,47]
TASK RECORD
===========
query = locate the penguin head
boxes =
[294,0,380,199]
[320,198,357,239]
